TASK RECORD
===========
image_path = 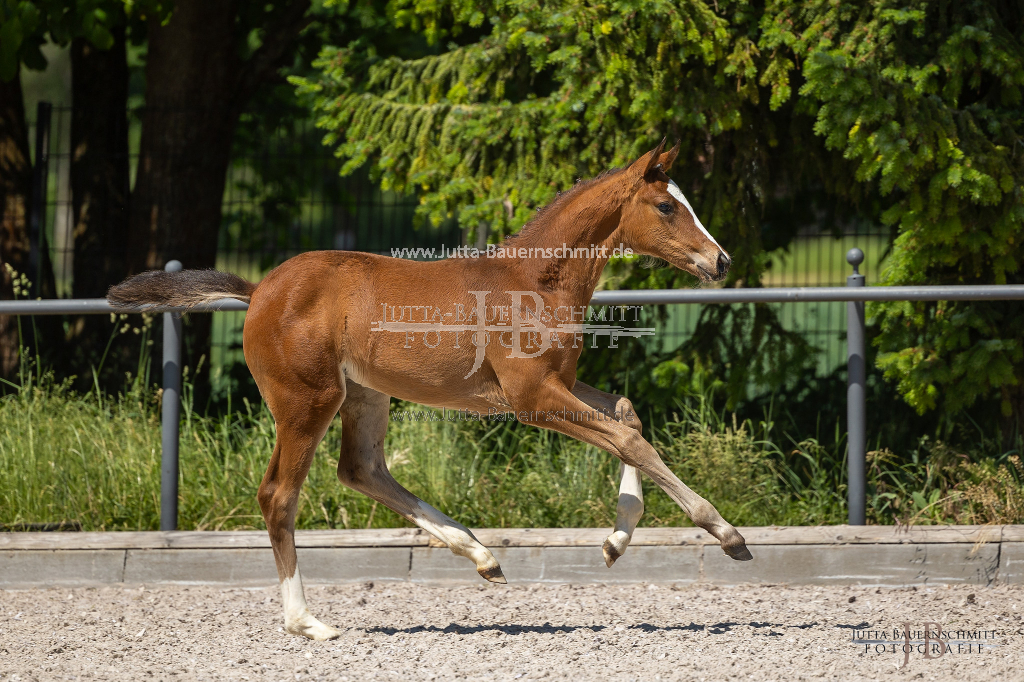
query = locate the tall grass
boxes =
[1,364,1021,531]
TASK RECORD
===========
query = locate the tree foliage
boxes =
[0,0,142,82]
[763,0,1024,423]
[299,0,1024,426]
[294,0,854,408]
[296,0,840,251]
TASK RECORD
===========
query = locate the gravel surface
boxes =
[1,582,1021,680]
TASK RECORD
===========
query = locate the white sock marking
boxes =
[668,180,721,250]
[280,566,341,640]
[281,568,311,624]
[411,500,498,572]
[615,464,644,534]
[413,501,475,556]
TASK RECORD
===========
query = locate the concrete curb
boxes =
[2,525,1022,588]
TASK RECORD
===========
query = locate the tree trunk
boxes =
[127,3,241,274]
[68,25,132,387]
[126,0,311,401]
[127,1,244,396]
[0,71,32,380]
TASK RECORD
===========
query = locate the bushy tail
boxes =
[107,269,256,310]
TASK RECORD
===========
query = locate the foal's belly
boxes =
[341,350,513,413]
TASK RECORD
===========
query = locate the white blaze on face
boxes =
[667,180,721,251]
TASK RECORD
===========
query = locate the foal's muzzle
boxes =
[715,251,731,279]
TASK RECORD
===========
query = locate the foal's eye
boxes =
[657,202,674,215]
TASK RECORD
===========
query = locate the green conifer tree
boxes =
[762,0,1024,435]
[297,0,1024,432]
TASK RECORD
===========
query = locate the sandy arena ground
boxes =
[1,581,1021,680]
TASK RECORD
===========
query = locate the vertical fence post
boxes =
[29,102,52,299]
[161,260,183,531]
[846,248,866,525]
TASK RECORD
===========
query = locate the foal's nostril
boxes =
[716,252,731,278]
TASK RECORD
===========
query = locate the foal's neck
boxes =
[508,177,628,302]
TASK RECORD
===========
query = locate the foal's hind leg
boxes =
[571,381,644,567]
[338,381,506,583]
[256,384,344,640]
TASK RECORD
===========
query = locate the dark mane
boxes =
[503,165,626,245]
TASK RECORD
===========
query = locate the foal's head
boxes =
[617,139,731,282]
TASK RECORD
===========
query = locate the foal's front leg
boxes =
[606,464,643,566]
[571,381,644,567]
[527,381,752,561]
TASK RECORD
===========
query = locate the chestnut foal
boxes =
[109,140,751,640]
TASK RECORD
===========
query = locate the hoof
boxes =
[478,564,507,584]
[724,544,753,561]
[721,530,753,561]
[603,530,630,568]
[602,540,622,568]
[285,617,342,641]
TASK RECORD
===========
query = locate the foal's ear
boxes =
[660,141,681,171]
[628,137,667,180]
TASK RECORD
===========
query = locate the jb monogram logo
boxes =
[371,290,655,378]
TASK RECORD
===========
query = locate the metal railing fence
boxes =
[3,252,1023,528]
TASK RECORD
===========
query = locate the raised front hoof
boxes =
[724,544,753,561]
[285,617,342,641]
[602,530,630,568]
[478,563,507,584]
[721,533,753,561]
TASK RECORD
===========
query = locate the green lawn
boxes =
[762,234,890,287]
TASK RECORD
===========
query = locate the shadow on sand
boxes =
[363,620,834,637]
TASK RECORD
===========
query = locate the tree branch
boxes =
[236,0,314,105]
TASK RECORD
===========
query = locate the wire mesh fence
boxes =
[26,104,891,388]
